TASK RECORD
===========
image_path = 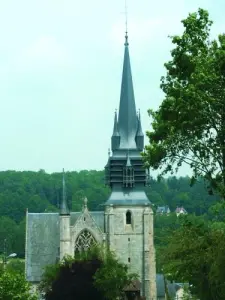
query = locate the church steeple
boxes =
[60,169,70,215]
[105,26,156,300]
[105,33,150,206]
[117,33,138,149]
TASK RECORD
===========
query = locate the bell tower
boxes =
[104,32,157,300]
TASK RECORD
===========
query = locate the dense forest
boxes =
[0,169,219,258]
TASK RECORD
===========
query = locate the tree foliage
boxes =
[161,215,225,300]
[0,270,37,300]
[143,8,225,198]
[93,249,137,300]
[6,259,25,275]
[39,247,137,300]
[0,170,221,259]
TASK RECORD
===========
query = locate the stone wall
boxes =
[105,205,157,300]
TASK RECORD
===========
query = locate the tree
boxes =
[39,247,137,300]
[94,250,137,300]
[154,213,180,272]
[0,217,18,255]
[143,8,225,198]
[43,257,105,300]
[161,215,225,300]
[6,259,25,274]
[0,270,37,300]
[0,168,221,260]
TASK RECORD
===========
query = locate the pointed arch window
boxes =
[126,211,132,225]
[74,229,96,254]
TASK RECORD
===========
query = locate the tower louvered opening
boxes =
[105,157,147,188]
[123,165,134,187]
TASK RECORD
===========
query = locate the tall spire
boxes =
[60,168,70,215]
[117,30,137,149]
[105,16,149,205]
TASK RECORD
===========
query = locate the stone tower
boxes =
[104,33,157,300]
[59,169,71,260]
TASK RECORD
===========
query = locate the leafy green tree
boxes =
[0,270,37,300]
[154,213,180,272]
[146,190,165,207]
[143,8,225,198]
[161,215,225,300]
[72,190,85,211]
[0,217,18,255]
[39,247,137,300]
[94,250,137,300]
[0,168,221,260]
[15,218,26,258]
[6,259,25,274]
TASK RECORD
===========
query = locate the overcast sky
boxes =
[0,0,224,174]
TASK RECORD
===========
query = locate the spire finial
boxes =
[124,0,129,46]
[83,197,88,209]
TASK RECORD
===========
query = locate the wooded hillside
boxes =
[0,170,219,257]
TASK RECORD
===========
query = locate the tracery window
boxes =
[74,229,96,254]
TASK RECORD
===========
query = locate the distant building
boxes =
[157,275,190,300]
[156,206,171,215]
[175,207,188,216]
[174,283,190,299]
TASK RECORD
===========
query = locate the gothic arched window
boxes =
[126,211,132,225]
[74,229,96,254]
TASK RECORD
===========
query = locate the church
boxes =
[25,32,158,300]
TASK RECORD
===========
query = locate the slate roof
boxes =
[166,280,177,298]
[156,206,170,214]
[105,188,150,206]
[156,274,166,298]
[25,211,104,282]
[118,36,138,149]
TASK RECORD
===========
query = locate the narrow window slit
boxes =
[126,211,131,224]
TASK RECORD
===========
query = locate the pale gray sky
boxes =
[0,0,224,174]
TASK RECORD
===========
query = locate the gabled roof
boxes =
[175,207,187,213]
